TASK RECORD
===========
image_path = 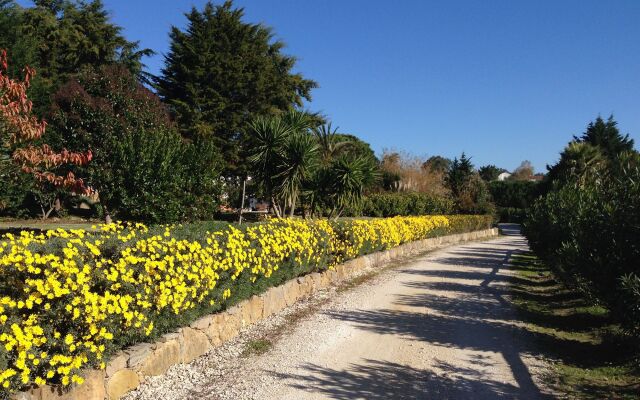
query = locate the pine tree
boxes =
[156,1,317,176]
[446,152,474,197]
[575,115,634,160]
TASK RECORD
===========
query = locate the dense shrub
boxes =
[0,214,490,393]
[523,152,640,335]
[495,207,526,223]
[488,178,542,223]
[48,66,223,223]
[361,192,454,217]
[488,180,541,209]
[0,173,31,218]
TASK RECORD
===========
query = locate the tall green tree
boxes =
[574,115,634,160]
[1,0,152,113]
[545,116,636,190]
[156,1,317,176]
[446,152,474,197]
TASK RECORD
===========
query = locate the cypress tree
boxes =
[575,115,635,160]
[156,1,317,176]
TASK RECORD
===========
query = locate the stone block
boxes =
[323,269,338,284]
[138,339,180,377]
[126,343,153,369]
[105,352,128,378]
[334,264,348,281]
[11,387,40,400]
[225,304,245,327]
[180,327,210,363]
[262,286,286,317]
[296,276,313,297]
[106,369,139,400]
[190,315,213,331]
[283,280,301,306]
[218,312,241,342]
[387,248,398,260]
[308,272,323,290]
[66,370,105,400]
[204,315,223,347]
[39,386,66,400]
[245,295,264,324]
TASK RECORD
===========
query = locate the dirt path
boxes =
[127,226,553,399]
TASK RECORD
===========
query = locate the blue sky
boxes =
[18,0,640,172]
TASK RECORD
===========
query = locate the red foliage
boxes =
[0,49,92,194]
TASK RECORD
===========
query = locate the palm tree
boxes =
[323,154,378,218]
[248,116,291,217]
[248,112,378,219]
[248,110,318,217]
[547,141,606,187]
[313,123,354,164]
[276,131,318,216]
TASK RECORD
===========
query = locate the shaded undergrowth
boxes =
[508,252,640,399]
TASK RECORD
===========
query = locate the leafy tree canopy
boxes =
[423,155,452,174]
[546,116,637,189]
[0,0,152,113]
[510,160,534,181]
[156,0,317,176]
[478,164,506,181]
[49,65,222,222]
[333,133,377,164]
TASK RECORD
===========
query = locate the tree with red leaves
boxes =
[0,49,92,219]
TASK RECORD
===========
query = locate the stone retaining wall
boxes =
[14,228,499,400]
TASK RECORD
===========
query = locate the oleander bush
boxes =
[523,125,640,337]
[0,214,491,393]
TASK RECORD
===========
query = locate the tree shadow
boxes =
[312,236,557,398]
[399,281,607,333]
[272,227,627,398]
[400,268,553,288]
[499,223,524,236]
[273,359,536,399]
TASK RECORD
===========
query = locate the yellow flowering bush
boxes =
[0,214,490,393]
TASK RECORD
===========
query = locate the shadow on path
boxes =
[274,359,529,399]
[275,228,560,399]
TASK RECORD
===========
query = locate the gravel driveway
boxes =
[126,226,553,399]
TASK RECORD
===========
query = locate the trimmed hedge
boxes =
[0,215,491,393]
[362,192,454,217]
[489,181,541,223]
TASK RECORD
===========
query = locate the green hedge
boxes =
[362,192,455,217]
[523,154,640,336]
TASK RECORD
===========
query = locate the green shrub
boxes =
[489,180,541,209]
[361,192,454,217]
[496,207,526,223]
[48,65,223,223]
[523,151,640,335]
